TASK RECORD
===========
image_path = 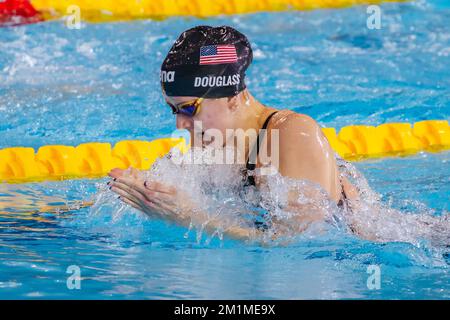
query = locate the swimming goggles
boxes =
[167,98,203,117]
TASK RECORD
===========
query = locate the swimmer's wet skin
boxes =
[107,25,360,242]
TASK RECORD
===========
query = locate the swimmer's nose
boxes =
[176,114,192,130]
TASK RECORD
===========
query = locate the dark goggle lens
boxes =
[168,101,198,116]
[178,104,197,116]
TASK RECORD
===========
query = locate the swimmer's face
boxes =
[165,95,238,148]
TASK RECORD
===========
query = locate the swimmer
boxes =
[108,26,360,241]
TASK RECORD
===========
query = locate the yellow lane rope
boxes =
[31,0,405,22]
[0,120,449,183]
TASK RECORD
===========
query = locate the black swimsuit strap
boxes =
[245,111,278,185]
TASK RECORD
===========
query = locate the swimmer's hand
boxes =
[108,168,193,224]
[107,168,258,241]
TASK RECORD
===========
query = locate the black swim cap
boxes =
[161,26,253,98]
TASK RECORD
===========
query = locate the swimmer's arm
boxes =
[161,208,261,242]
[127,197,260,242]
[108,171,261,242]
[108,169,291,243]
[263,113,337,229]
[275,114,340,203]
[141,185,323,242]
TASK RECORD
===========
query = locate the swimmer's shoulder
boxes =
[267,110,331,161]
[268,109,321,136]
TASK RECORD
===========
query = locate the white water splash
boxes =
[334,158,450,247]
[89,148,449,249]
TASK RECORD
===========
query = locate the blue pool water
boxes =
[0,1,449,299]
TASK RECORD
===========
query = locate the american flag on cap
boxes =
[199,45,238,65]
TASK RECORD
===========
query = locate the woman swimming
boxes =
[107,25,360,241]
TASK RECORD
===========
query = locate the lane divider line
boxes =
[0,120,449,183]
